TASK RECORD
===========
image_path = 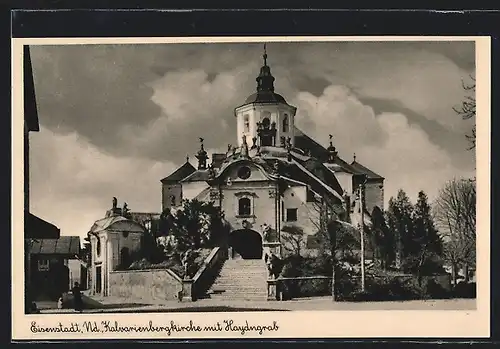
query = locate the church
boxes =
[86,46,385,298]
[160,46,385,261]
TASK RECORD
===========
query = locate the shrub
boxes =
[453,282,476,299]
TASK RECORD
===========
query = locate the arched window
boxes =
[120,247,131,268]
[262,117,270,129]
[282,115,289,132]
[243,114,250,132]
[238,197,251,216]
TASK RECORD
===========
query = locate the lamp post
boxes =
[359,175,367,292]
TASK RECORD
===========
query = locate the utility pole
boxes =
[359,175,367,292]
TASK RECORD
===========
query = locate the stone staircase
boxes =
[208,259,268,301]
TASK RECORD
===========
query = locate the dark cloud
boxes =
[31,41,476,165]
[27,40,477,238]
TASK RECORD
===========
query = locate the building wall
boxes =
[222,183,277,235]
[235,103,297,148]
[335,172,353,195]
[162,183,182,212]
[109,269,182,301]
[90,229,143,296]
[364,179,384,213]
[182,181,210,201]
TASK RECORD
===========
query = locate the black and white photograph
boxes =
[13,36,490,339]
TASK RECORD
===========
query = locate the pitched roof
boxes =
[29,236,80,256]
[300,158,345,195]
[350,161,384,180]
[181,169,211,182]
[294,128,361,175]
[25,211,60,239]
[161,161,196,184]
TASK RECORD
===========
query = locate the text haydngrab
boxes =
[30,320,280,336]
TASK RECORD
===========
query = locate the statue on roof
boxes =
[272,160,280,174]
[241,134,249,158]
[208,163,216,179]
[123,202,130,217]
[112,197,117,209]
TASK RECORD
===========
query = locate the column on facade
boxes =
[91,236,97,295]
[106,234,114,297]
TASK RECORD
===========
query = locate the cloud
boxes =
[29,127,177,239]
[293,85,475,205]
[27,41,476,234]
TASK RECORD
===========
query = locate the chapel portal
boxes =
[229,229,263,259]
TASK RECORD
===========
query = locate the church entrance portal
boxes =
[229,229,263,259]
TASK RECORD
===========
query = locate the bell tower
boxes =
[234,44,297,149]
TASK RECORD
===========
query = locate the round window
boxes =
[237,166,251,180]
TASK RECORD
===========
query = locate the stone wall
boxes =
[109,269,183,301]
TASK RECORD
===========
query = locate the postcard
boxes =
[12,35,490,340]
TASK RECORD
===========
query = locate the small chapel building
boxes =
[160,46,385,261]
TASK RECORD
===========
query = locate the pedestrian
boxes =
[57,294,64,309]
[71,282,83,312]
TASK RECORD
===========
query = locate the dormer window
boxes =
[282,115,289,132]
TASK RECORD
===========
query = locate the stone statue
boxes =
[273,160,280,174]
[112,197,117,209]
[265,252,282,279]
[181,249,194,280]
[208,164,216,179]
[170,195,176,207]
[280,136,286,147]
[123,202,130,216]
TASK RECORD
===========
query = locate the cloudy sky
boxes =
[28,40,476,239]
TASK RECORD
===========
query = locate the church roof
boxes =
[294,128,362,175]
[350,160,384,180]
[259,157,343,202]
[29,236,80,256]
[180,169,211,182]
[161,161,196,184]
[89,215,145,234]
[244,91,288,104]
[300,158,345,195]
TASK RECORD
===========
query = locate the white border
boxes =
[11,36,491,340]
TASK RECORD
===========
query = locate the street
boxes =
[37,297,477,313]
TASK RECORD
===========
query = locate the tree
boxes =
[159,199,226,252]
[407,191,444,280]
[453,76,476,150]
[434,178,476,284]
[280,225,306,257]
[386,190,414,268]
[371,206,394,269]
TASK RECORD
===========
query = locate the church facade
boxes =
[161,48,385,261]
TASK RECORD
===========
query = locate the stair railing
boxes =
[188,246,228,301]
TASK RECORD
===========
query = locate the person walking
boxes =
[71,282,83,312]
